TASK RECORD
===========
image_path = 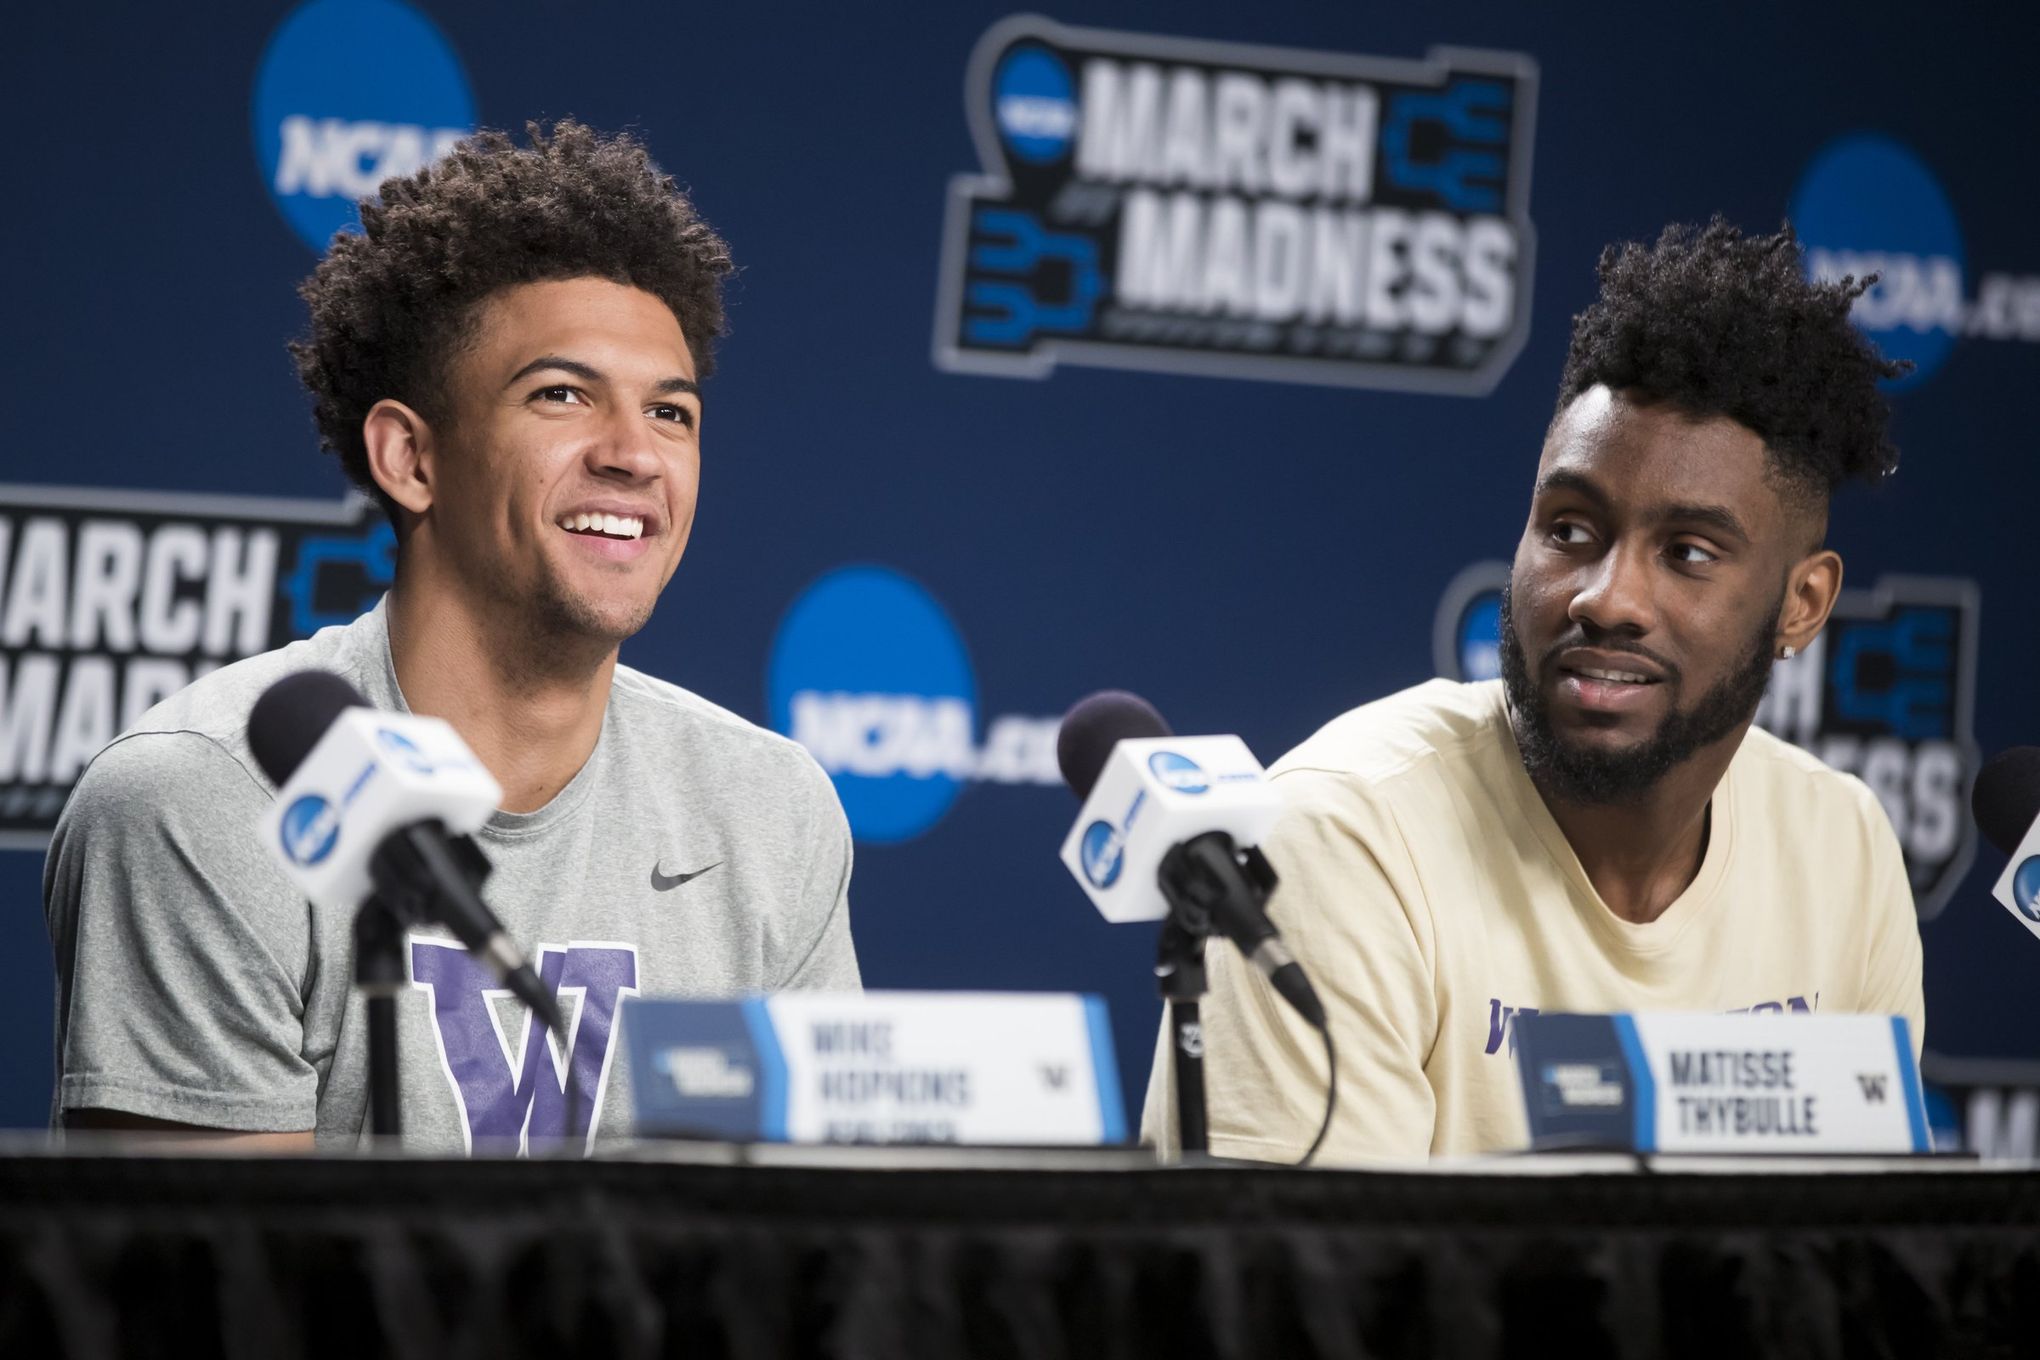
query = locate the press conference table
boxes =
[3,1140,2035,1359]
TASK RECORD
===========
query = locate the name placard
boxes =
[623,992,1126,1146]
[1513,1013,1929,1155]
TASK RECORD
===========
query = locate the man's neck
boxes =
[1526,726,1748,926]
[384,579,617,814]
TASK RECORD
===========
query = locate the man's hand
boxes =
[64,1108,315,1153]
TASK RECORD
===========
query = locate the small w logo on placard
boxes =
[1857,1073,1889,1103]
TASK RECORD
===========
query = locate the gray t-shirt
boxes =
[44,599,859,1152]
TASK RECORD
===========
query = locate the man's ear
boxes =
[1779,548,1844,657]
[361,399,436,519]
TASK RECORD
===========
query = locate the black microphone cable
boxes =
[1298,1025,1338,1167]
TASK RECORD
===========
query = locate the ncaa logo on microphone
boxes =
[252,0,476,253]
[376,727,434,774]
[280,793,341,866]
[767,565,1064,844]
[2014,857,2040,925]
[1148,751,1210,794]
[1080,819,1125,888]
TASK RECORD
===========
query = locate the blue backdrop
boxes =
[5,0,2037,1133]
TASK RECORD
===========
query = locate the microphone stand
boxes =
[1154,831,1282,1164]
[355,826,581,1150]
[353,896,408,1139]
[352,828,501,1143]
[1153,916,1211,1160]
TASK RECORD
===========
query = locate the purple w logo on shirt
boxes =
[410,938,640,1154]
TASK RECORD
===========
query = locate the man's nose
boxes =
[590,408,663,481]
[1567,540,1656,636]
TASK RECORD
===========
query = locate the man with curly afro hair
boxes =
[47,122,861,1154]
[1146,220,1924,1164]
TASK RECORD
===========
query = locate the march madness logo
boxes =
[0,484,394,846]
[934,17,1539,393]
[1435,564,1980,919]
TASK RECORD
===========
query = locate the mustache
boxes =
[1538,631,1681,684]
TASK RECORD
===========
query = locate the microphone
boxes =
[249,670,561,1029]
[1056,689,1171,800]
[1974,747,2040,932]
[1055,690,1325,1029]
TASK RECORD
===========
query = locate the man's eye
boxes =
[535,385,584,405]
[1669,541,1719,565]
[1550,521,1592,545]
[649,404,696,427]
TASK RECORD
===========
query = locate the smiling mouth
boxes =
[1560,665,1660,686]
[556,512,645,541]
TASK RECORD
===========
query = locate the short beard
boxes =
[1498,584,1780,805]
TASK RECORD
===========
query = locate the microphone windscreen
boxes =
[1974,747,2040,857]
[249,669,369,786]
[1056,690,1172,801]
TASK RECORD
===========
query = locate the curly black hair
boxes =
[290,120,733,515]
[1556,218,1907,503]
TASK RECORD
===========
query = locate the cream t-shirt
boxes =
[1140,679,1925,1164]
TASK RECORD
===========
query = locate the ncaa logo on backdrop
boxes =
[252,0,476,252]
[1434,563,1980,919]
[767,565,1062,844]
[1791,134,2040,387]
[935,17,1539,393]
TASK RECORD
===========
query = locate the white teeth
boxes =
[1578,666,1651,683]
[555,512,644,540]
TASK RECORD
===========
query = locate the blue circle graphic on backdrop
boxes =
[1457,594,1503,682]
[280,794,340,866]
[1148,751,1210,795]
[993,45,1077,165]
[1080,820,1125,888]
[252,0,475,252]
[767,565,979,844]
[1789,134,1965,388]
[2014,857,2040,924]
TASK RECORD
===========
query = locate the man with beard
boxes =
[1142,220,1923,1162]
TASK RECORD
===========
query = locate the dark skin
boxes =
[1508,385,1844,923]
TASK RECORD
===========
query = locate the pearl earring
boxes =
[1780,645,1798,660]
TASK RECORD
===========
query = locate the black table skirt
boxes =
[2,1153,2036,1359]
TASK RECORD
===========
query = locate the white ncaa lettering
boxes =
[789,692,1061,784]
[274,116,468,200]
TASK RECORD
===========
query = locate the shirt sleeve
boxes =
[1140,768,1441,1164]
[772,759,861,992]
[44,731,319,1132]
[1854,784,1925,1058]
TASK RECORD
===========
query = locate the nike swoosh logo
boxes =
[651,861,721,892]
